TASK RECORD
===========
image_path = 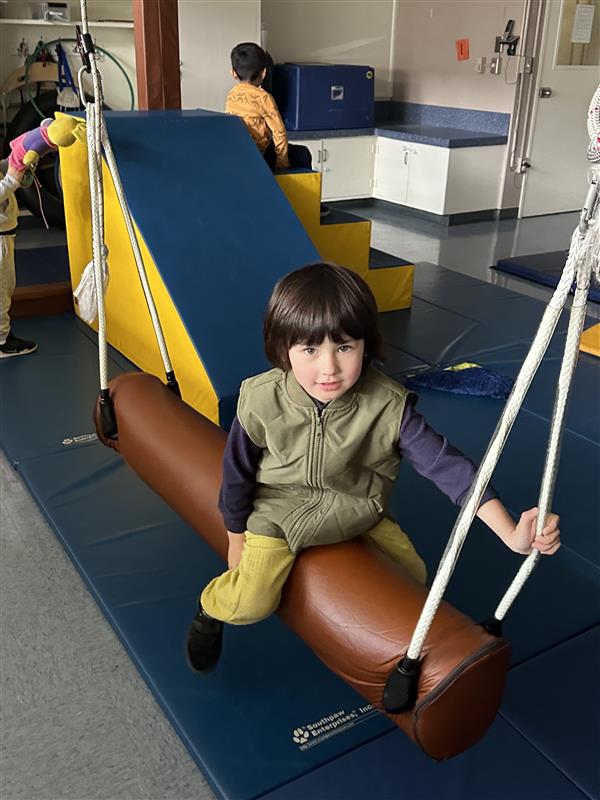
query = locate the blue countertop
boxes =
[289,124,507,148]
[377,124,507,147]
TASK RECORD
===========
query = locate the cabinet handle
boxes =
[317,150,321,164]
[404,150,408,165]
[323,147,329,162]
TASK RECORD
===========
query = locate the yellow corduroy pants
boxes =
[201,518,427,625]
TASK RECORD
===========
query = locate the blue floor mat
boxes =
[397,389,600,568]
[0,315,124,464]
[439,341,600,444]
[392,462,600,665]
[494,251,600,304]
[15,245,70,286]
[502,626,600,799]
[261,716,589,800]
[414,261,575,328]
[17,442,393,799]
[382,270,577,371]
[379,343,429,377]
[380,298,479,365]
[389,397,600,664]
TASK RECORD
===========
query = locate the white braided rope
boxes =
[495,176,599,619]
[80,0,89,30]
[100,119,173,373]
[86,100,109,390]
[587,83,600,164]
[405,180,599,661]
[406,305,565,658]
[78,0,110,392]
[79,0,174,384]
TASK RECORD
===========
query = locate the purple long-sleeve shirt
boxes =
[219,393,497,533]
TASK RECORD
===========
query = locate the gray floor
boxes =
[1,207,594,800]
[0,454,213,800]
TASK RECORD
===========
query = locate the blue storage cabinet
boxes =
[273,63,375,131]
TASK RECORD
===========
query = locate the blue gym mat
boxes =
[1,263,599,799]
[413,261,566,324]
[434,341,600,444]
[15,245,70,287]
[261,716,590,800]
[502,626,600,800]
[494,250,600,303]
[17,442,395,800]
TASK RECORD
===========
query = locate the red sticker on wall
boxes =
[456,38,470,61]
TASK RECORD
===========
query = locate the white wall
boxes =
[178,0,261,112]
[392,0,527,112]
[261,0,395,98]
[0,0,136,114]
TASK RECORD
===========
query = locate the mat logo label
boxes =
[291,704,377,750]
[61,433,98,447]
[292,728,310,744]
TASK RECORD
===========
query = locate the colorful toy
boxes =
[9,115,84,173]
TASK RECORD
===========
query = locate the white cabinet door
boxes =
[445,146,504,214]
[320,137,374,200]
[404,143,450,215]
[373,137,410,204]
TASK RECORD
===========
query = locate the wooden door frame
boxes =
[132,0,181,110]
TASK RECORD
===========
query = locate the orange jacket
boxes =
[226,83,290,169]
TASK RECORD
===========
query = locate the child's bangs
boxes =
[289,296,365,347]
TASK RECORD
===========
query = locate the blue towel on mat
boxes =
[407,365,513,400]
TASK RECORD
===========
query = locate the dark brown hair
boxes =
[264,262,384,370]
[230,42,268,83]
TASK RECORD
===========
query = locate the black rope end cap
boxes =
[481,616,503,637]
[382,656,421,714]
[166,371,181,397]
[99,390,118,440]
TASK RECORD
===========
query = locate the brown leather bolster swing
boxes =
[95,371,511,760]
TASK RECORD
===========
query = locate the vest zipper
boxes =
[288,407,326,542]
[313,408,324,486]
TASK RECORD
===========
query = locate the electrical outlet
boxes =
[489,56,502,75]
[475,57,487,74]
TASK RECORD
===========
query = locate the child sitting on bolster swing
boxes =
[186,262,561,673]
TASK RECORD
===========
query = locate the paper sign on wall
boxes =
[456,38,470,61]
[571,3,595,44]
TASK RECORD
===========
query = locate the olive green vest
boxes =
[238,366,408,553]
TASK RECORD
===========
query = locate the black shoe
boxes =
[186,604,223,674]
[0,331,37,359]
[320,204,331,218]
